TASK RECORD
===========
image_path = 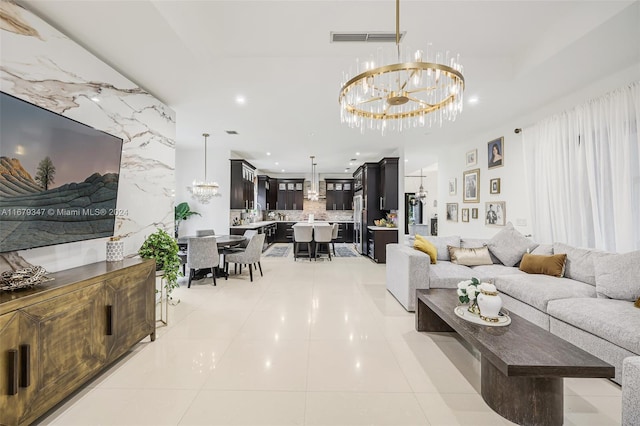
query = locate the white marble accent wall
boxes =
[0,2,176,272]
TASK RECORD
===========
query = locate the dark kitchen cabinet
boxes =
[257,175,277,211]
[276,179,304,210]
[367,228,398,263]
[378,157,399,210]
[333,222,354,243]
[275,222,295,243]
[230,160,256,210]
[325,179,353,211]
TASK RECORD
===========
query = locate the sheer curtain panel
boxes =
[523,82,640,252]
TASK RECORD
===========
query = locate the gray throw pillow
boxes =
[486,223,539,267]
[594,250,640,301]
[424,235,461,261]
[531,244,553,256]
[553,242,608,286]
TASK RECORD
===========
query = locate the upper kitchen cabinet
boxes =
[230,160,256,209]
[276,179,304,210]
[378,157,399,210]
[257,175,277,211]
[325,179,354,210]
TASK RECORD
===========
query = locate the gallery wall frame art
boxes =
[449,178,457,196]
[490,178,501,194]
[446,203,459,222]
[472,208,478,219]
[463,168,480,203]
[462,208,469,222]
[466,149,477,167]
[488,137,504,169]
[485,201,506,226]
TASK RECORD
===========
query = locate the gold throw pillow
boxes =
[635,297,640,309]
[414,235,437,264]
[519,253,567,277]
[448,246,493,266]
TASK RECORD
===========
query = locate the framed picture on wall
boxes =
[485,201,506,226]
[462,208,469,222]
[490,178,501,194]
[449,178,457,196]
[446,203,459,222]
[488,137,504,169]
[463,168,480,203]
[472,208,478,219]
[465,149,477,167]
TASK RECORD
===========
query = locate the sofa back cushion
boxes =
[424,235,461,261]
[553,242,608,286]
[593,250,640,301]
[519,253,567,277]
[414,235,437,264]
[448,245,493,266]
[461,238,501,264]
[487,223,539,267]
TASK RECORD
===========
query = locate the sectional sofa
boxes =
[385,223,640,388]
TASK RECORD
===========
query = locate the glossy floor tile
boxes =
[36,249,622,425]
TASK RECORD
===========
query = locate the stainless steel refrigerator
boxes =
[353,192,363,253]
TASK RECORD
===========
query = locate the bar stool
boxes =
[293,225,313,261]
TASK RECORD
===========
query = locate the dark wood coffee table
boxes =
[416,288,614,426]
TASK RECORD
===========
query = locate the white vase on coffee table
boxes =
[477,282,502,321]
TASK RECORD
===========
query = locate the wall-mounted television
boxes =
[0,91,123,253]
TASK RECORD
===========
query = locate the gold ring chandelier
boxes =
[339,0,465,132]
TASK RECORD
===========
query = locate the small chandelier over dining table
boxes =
[338,0,465,132]
[308,156,319,201]
[187,133,221,204]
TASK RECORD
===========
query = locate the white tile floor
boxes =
[36,249,622,425]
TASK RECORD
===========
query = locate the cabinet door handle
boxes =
[8,349,18,395]
[106,305,113,336]
[20,344,30,388]
[379,197,383,210]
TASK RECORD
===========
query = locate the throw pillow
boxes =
[448,246,493,266]
[519,253,567,277]
[593,250,640,301]
[425,235,461,261]
[554,242,609,286]
[461,238,501,264]
[635,297,640,309]
[414,235,437,264]
[486,222,539,267]
[531,244,553,256]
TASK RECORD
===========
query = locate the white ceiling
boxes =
[19,0,640,175]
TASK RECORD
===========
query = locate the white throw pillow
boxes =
[486,223,539,267]
[594,250,640,301]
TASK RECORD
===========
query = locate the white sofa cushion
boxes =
[424,235,461,261]
[594,250,640,301]
[553,242,608,286]
[494,274,596,312]
[487,223,538,267]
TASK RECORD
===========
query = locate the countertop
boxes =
[367,226,399,231]
[230,220,276,229]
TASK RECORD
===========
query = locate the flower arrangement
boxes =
[457,277,481,313]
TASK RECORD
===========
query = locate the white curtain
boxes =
[523,82,640,252]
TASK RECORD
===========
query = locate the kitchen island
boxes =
[229,221,277,250]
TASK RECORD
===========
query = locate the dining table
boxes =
[177,234,246,278]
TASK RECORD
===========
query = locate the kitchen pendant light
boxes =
[308,156,319,201]
[416,168,427,204]
[339,0,465,132]
[187,133,221,204]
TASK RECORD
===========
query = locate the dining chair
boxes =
[196,229,216,237]
[330,223,339,255]
[314,225,333,261]
[187,236,222,287]
[224,233,266,282]
[293,225,313,261]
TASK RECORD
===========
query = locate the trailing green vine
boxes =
[138,228,181,296]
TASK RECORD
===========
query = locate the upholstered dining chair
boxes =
[293,225,313,261]
[224,233,266,282]
[314,225,333,261]
[330,223,339,255]
[187,236,222,288]
[196,229,216,237]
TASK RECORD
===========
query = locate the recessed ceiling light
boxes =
[405,159,409,162]
[344,168,349,172]
[281,169,285,172]
[235,95,246,105]
[355,152,360,156]
[275,162,279,165]
[468,96,479,104]
[266,152,271,156]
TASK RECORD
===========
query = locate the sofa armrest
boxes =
[623,356,640,426]
[385,243,431,312]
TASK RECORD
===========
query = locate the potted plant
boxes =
[174,202,200,237]
[138,228,181,296]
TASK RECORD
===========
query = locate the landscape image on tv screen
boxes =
[0,92,123,253]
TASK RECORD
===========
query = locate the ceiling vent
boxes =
[330,31,405,43]
[225,130,238,135]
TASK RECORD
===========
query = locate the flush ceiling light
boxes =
[308,156,319,201]
[187,133,221,204]
[339,0,464,132]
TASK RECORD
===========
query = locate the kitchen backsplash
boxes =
[230,199,353,224]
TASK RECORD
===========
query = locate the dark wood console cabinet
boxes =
[0,258,155,426]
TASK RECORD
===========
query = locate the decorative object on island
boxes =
[106,236,124,262]
[485,201,506,226]
[415,168,427,204]
[490,178,501,194]
[174,201,201,237]
[338,0,464,132]
[308,155,319,201]
[456,277,480,314]
[187,133,221,203]
[446,202,458,222]
[138,228,181,296]
[488,136,504,169]
[463,168,480,203]
[477,282,503,322]
[466,149,477,167]
[448,178,457,196]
